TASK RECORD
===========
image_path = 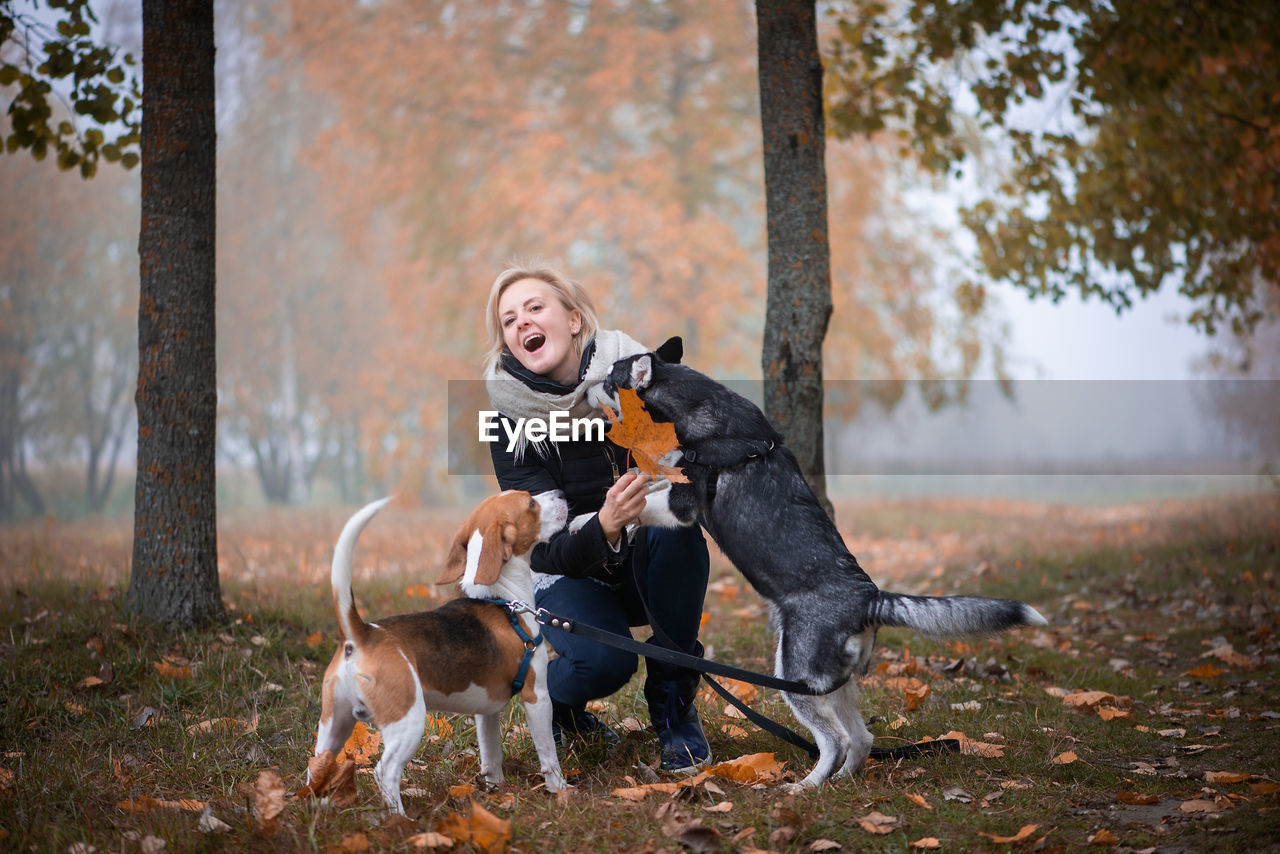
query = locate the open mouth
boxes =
[523,333,546,353]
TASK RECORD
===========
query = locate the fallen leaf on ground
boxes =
[78,663,113,688]
[1180,797,1232,814]
[1116,792,1160,805]
[253,770,287,832]
[1203,642,1258,669]
[305,631,325,648]
[1097,707,1131,721]
[906,792,932,810]
[1062,690,1114,709]
[198,806,231,833]
[339,832,370,852]
[810,840,842,850]
[407,832,455,849]
[903,684,931,711]
[1052,750,1079,765]
[977,824,1038,843]
[186,717,256,736]
[1251,781,1280,795]
[1087,828,1118,845]
[449,783,476,799]
[937,730,1004,758]
[611,783,679,801]
[116,797,205,813]
[300,750,358,806]
[435,799,511,853]
[1204,771,1252,784]
[770,827,798,848]
[910,838,941,850]
[132,706,160,729]
[856,812,900,834]
[618,715,647,733]
[704,801,733,813]
[152,660,193,679]
[1186,664,1224,679]
[340,722,382,765]
[706,753,786,784]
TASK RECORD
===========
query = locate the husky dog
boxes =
[594,338,1047,790]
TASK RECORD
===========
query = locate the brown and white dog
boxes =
[312,490,570,814]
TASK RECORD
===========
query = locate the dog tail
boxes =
[332,497,394,645]
[871,591,1047,638]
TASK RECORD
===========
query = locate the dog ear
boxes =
[437,526,472,585]
[472,520,516,585]
[630,355,654,389]
[654,336,683,365]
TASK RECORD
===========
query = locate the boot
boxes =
[551,701,620,750]
[644,640,712,772]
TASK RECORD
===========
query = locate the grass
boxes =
[1,495,1278,852]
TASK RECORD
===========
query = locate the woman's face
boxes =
[498,278,583,385]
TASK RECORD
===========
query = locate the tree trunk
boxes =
[128,0,223,627]
[755,0,833,517]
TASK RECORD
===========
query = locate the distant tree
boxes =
[279,0,1007,496]
[216,4,382,505]
[825,0,1280,336]
[0,159,50,518]
[1,0,140,175]
[0,152,137,519]
[127,0,222,627]
[755,0,833,514]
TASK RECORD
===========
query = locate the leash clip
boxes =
[532,606,572,632]
[505,599,537,616]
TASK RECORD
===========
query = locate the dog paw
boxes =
[568,513,597,534]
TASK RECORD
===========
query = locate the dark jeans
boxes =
[535,525,709,708]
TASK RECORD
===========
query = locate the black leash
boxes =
[522,597,959,763]
[537,609,835,697]
[639,597,962,762]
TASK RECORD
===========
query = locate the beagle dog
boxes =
[312,490,570,814]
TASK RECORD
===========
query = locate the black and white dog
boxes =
[593,338,1047,790]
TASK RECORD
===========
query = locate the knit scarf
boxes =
[484,328,649,461]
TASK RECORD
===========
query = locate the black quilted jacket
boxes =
[489,351,632,582]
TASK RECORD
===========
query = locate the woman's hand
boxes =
[598,470,649,548]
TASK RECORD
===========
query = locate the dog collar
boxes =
[681,439,779,502]
[484,599,544,695]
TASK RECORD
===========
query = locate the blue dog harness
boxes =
[484,599,544,695]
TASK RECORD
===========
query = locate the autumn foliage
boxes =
[601,388,689,484]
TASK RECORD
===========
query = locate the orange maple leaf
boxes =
[339,721,382,765]
[300,750,358,807]
[978,824,1040,844]
[153,656,193,679]
[435,799,511,853]
[706,752,787,784]
[602,388,690,484]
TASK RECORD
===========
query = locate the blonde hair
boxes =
[482,264,600,376]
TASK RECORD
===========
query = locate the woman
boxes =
[482,264,712,772]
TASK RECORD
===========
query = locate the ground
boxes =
[1,493,1277,852]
